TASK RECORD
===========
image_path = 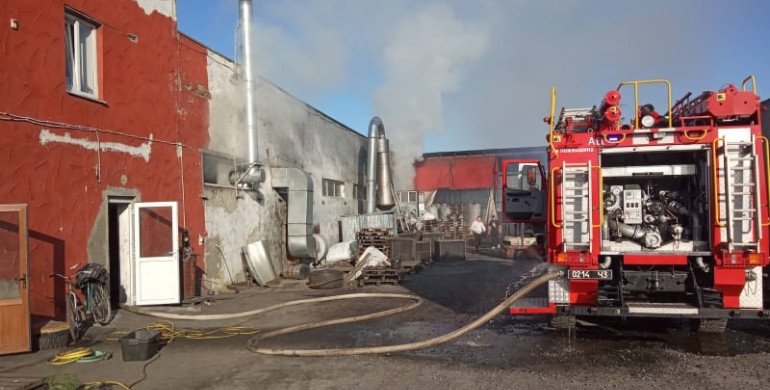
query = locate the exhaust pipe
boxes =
[366,117,395,213]
[238,0,263,184]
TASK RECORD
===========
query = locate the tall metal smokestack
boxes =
[366,117,395,213]
[239,0,260,167]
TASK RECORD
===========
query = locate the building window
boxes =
[65,11,99,97]
[353,184,366,200]
[201,150,242,188]
[398,190,419,203]
[322,179,345,198]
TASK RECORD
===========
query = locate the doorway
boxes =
[107,197,133,307]
[0,204,30,355]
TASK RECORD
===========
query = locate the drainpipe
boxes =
[238,0,263,184]
[366,117,395,213]
[271,167,316,258]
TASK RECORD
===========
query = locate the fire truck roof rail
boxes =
[742,75,757,94]
[616,79,673,129]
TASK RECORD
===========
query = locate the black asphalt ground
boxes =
[2,251,770,389]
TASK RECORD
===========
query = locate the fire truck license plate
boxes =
[568,270,612,280]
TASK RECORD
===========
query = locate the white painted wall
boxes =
[132,0,176,20]
[203,51,367,291]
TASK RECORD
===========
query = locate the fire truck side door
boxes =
[502,160,546,222]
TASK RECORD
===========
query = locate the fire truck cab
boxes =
[510,77,770,331]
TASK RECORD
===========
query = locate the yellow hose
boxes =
[247,271,562,357]
[46,348,94,365]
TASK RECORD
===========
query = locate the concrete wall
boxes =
[203,51,367,290]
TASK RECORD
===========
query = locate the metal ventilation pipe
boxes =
[271,167,316,258]
[366,117,395,213]
[239,0,262,183]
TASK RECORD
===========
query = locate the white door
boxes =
[133,202,180,306]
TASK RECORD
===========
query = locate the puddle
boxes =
[491,315,770,358]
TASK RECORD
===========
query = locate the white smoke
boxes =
[373,3,488,189]
[188,0,769,183]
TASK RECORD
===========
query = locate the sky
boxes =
[177,0,770,183]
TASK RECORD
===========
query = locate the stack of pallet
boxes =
[422,219,439,233]
[437,214,467,240]
[355,228,392,260]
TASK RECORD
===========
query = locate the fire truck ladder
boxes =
[560,162,593,251]
[714,136,763,251]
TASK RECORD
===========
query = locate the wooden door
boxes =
[0,204,30,355]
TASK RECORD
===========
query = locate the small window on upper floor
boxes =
[322,179,345,198]
[65,11,99,98]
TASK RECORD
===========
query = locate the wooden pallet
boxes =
[356,228,393,259]
[0,376,47,390]
[360,269,401,286]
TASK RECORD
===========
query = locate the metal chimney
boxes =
[365,117,395,213]
[239,0,260,168]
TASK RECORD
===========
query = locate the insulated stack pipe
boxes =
[366,117,395,213]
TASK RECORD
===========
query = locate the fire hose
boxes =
[125,271,562,357]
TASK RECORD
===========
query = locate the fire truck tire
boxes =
[549,315,576,330]
[694,318,728,333]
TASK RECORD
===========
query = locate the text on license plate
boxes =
[568,270,613,280]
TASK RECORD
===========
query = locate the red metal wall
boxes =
[0,1,209,321]
[414,156,497,191]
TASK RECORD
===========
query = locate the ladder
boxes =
[720,136,762,251]
[561,162,592,250]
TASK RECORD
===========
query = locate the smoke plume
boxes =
[373,3,488,189]
[187,0,770,188]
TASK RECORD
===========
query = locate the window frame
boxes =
[322,179,345,198]
[65,10,100,99]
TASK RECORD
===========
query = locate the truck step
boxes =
[625,302,698,315]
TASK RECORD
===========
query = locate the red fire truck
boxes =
[508,77,770,331]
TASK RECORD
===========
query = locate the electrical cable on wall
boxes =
[1,111,194,228]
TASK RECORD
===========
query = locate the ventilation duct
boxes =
[271,167,316,258]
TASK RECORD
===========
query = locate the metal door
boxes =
[0,204,30,355]
[133,202,179,306]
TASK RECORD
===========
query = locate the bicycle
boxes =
[50,263,112,342]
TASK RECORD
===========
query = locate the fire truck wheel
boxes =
[549,315,576,330]
[693,318,728,333]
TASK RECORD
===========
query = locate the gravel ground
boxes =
[2,251,770,389]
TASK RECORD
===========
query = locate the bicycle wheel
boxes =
[65,292,81,342]
[91,283,112,325]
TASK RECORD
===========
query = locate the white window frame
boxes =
[322,179,345,198]
[65,11,99,98]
